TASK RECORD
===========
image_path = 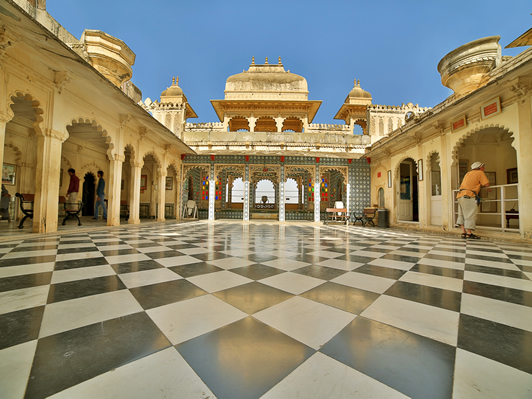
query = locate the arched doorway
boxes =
[430,153,442,226]
[82,172,96,216]
[397,158,419,222]
[455,127,517,230]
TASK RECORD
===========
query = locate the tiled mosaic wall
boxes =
[182,156,372,220]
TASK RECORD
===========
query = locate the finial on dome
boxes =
[265,57,268,64]
[176,76,179,85]
[357,79,360,86]
[278,56,282,64]
[252,56,255,65]
[354,79,356,87]
[172,77,175,85]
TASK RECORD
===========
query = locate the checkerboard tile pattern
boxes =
[1,222,532,398]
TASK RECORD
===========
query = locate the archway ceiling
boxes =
[10,97,37,121]
[461,127,513,144]
[67,124,108,150]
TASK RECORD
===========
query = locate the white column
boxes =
[314,165,321,222]
[244,164,250,221]
[279,164,285,222]
[107,155,124,226]
[516,96,532,239]
[128,162,142,224]
[208,163,215,220]
[276,117,283,132]
[157,168,166,221]
[0,119,7,176]
[33,130,67,233]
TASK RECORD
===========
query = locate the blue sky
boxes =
[48,1,530,124]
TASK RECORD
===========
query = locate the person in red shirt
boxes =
[456,161,491,239]
[66,168,80,203]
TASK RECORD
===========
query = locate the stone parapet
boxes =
[185,122,225,131]
[183,130,370,149]
[307,123,351,132]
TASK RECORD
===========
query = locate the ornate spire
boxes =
[176,76,179,85]
[172,76,175,85]
[251,56,255,65]
[265,57,268,64]
[278,56,282,64]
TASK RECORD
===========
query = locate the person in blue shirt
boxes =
[93,170,107,221]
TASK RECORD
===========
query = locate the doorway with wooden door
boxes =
[397,158,418,222]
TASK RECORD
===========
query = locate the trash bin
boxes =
[378,208,389,228]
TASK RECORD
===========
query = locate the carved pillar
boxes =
[128,162,142,224]
[243,165,250,221]
[107,154,124,226]
[314,166,321,222]
[0,118,8,177]
[33,130,67,233]
[208,163,215,220]
[249,117,256,132]
[279,165,285,222]
[228,176,233,209]
[516,96,532,239]
[275,117,283,132]
[157,168,166,221]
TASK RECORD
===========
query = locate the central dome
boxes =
[224,57,309,100]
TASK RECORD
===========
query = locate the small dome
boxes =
[224,57,308,100]
[346,79,371,101]
[161,77,184,97]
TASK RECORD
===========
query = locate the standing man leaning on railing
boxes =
[456,161,491,239]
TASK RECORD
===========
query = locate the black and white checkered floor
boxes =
[1,221,531,398]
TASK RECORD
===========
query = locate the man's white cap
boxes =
[471,161,484,170]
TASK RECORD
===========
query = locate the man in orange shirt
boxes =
[456,161,491,239]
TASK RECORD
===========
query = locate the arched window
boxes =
[378,187,385,208]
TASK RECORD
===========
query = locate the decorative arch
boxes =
[393,155,418,181]
[4,142,23,165]
[66,117,115,155]
[7,92,45,134]
[141,150,163,169]
[450,123,514,167]
[79,161,104,179]
[282,117,303,132]
[167,162,179,176]
[319,166,348,182]
[255,117,277,132]
[228,116,250,132]
[182,164,210,182]
[61,156,73,170]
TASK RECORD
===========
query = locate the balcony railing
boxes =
[453,183,519,233]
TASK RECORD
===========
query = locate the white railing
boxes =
[453,183,519,232]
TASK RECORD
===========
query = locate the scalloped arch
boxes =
[450,124,514,167]
[4,142,23,165]
[167,162,179,176]
[66,117,115,155]
[141,150,162,168]
[7,91,45,134]
[393,155,418,181]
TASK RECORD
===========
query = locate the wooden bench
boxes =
[60,196,83,226]
[324,208,349,225]
[363,208,377,227]
[15,193,83,229]
[120,200,129,221]
[351,208,377,227]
